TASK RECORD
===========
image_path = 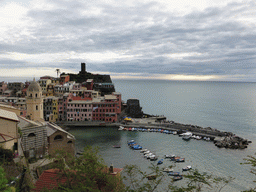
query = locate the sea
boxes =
[68,80,256,191]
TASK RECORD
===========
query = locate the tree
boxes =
[45,146,125,192]
[241,153,256,192]
[123,164,167,192]
[0,166,12,192]
[123,165,232,192]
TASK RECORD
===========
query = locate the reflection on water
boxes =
[69,127,255,191]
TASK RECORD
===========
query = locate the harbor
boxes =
[69,126,255,191]
[58,115,251,149]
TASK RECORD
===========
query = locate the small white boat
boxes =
[118,126,124,130]
[182,165,192,171]
[140,149,148,153]
[143,150,151,154]
[144,153,153,158]
[165,155,175,158]
[196,136,202,140]
[163,167,174,172]
[173,131,177,135]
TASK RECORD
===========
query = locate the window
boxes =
[54,135,63,141]
[36,105,38,110]
[28,133,36,137]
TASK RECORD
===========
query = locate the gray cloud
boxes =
[1,0,256,81]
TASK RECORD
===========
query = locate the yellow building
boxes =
[38,79,52,92]
[26,79,44,122]
[0,109,19,150]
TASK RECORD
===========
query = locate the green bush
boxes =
[0,146,13,163]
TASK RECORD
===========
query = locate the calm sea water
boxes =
[69,80,256,191]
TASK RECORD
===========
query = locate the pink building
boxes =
[92,95,119,123]
[112,92,122,114]
[67,100,92,121]
[58,93,72,121]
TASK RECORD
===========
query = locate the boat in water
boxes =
[150,155,158,161]
[173,175,183,181]
[164,154,175,159]
[168,172,180,176]
[163,167,174,172]
[182,135,191,141]
[182,165,192,171]
[157,159,163,165]
[113,145,121,148]
[175,158,185,163]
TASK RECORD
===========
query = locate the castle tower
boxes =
[80,63,86,75]
[26,78,44,121]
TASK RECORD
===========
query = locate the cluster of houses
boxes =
[0,64,128,190]
[0,66,122,161]
[0,74,122,123]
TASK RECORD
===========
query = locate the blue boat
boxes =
[157,159,163,165]
[175,158,185,162]
[131,145,142,150]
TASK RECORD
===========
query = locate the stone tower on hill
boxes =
[26,78,44,122]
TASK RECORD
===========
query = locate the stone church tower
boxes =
[26,78,44,122]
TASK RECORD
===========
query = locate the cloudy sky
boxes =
[1,0,256,82]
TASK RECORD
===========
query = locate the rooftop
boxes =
[0,109,19,122]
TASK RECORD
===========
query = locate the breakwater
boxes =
[122,117,251,149]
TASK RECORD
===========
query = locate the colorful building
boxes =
[67,100,92,121]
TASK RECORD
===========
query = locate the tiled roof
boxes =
[33,169,67,192]
[34,167,123,191]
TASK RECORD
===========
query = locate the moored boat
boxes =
[182,165,192,171]
[163,167,174,172]
[146,175,157,180]
[182,135,191,141]
[150,155,158,161]
[157,159,163,165]
[175,158,185,162]
[168,172,180,176]
[113,145,121,148]
[170,156,180,161]
[165,154,175,158]
[173,175,183,181]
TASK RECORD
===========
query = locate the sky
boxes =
[0,0,256,82]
